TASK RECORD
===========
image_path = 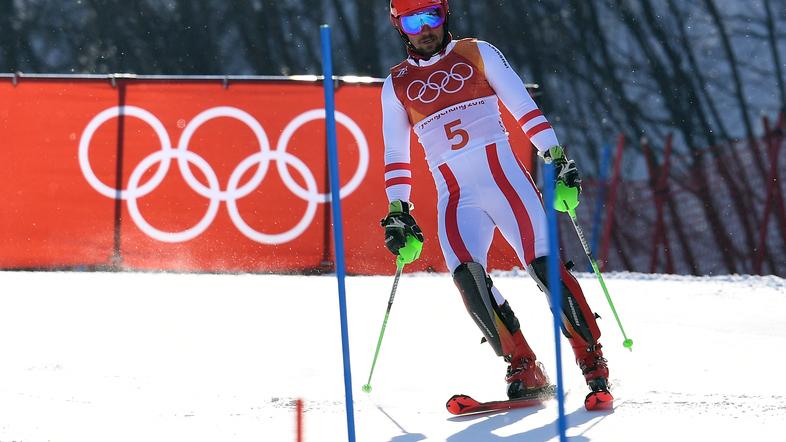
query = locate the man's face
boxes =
[407,24,445,57]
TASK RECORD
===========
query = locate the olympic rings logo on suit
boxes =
[78,106,369,245]
[406,62,474,104]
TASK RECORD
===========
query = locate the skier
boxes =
[379,0,613,410]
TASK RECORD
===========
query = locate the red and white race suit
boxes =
[382,38,560,274]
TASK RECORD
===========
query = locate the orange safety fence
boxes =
[0,78,534,275]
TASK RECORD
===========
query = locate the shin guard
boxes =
[527,256,601,349]
[453,262,518,357]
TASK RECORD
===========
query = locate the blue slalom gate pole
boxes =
[320,24,357,442]
[543,163,568,442]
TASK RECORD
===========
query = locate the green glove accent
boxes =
[545,145,566,163]
[396,234,423,265]
[388,200,406,214]
[555,180,580,213]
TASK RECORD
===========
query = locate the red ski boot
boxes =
[505,331,550,399]
[575,343,613,410]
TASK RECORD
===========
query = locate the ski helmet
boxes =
[390,0,451,57]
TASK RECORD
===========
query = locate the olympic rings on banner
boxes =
[78,105,369,244]
[406,62,474,104]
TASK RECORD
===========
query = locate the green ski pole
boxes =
[362,258,405,393]
[565,203,633,351]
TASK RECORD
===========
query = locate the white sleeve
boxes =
[381,75,413,203]
[478,41,560,153]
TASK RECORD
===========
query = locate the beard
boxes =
[412,33,443,58]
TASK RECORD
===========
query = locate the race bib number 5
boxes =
[444,119,469,150]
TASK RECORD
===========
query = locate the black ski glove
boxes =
[540,145,582,212]
[540,145,582,191]
[380,200,424,256]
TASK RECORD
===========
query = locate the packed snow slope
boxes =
[0,270,783,442]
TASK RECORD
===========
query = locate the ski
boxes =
[446,385,558,416]
[584,390,614,411]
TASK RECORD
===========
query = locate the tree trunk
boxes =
[0,0,17,71]
[763,0,786,112]
[703,0,767,177]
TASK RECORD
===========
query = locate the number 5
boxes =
[444,119,469,150]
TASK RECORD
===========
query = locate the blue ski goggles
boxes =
[399,7,445,35]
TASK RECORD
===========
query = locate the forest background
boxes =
[2,0,785,275]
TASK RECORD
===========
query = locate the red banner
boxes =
[0,78,534,274]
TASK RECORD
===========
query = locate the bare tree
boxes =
[0,0,18,71]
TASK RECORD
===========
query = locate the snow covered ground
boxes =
[0,269,784,442]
